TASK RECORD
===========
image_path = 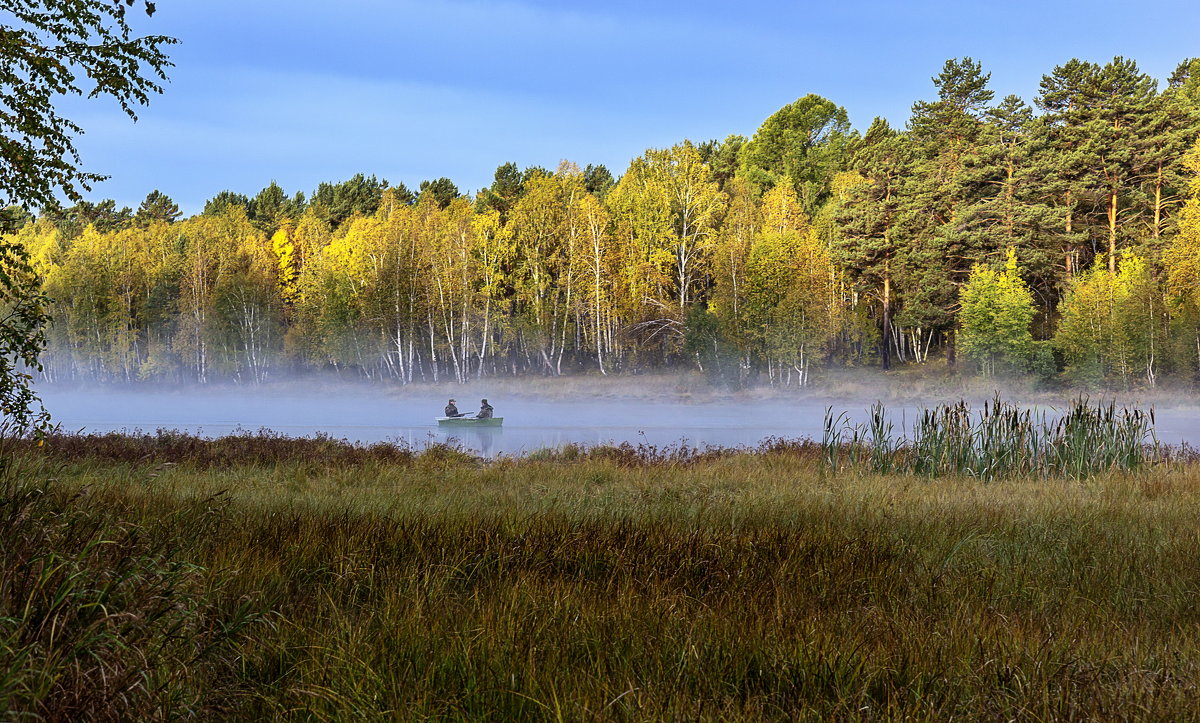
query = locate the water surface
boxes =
[36,386,1200,457]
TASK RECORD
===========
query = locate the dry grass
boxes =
[4,432,1200,719]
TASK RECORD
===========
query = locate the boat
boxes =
[437,416,503,427]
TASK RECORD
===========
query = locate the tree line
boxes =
[6,55,1200,388]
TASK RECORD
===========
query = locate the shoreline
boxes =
[33,368,1200,410]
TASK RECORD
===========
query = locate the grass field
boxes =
[4,431,1200,720]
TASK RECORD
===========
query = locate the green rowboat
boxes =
[437,416,503,427]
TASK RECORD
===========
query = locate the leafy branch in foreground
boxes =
[0,233,48,435]
[0,0,174,432]
[0,0,175,209]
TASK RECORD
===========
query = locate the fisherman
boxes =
[444,398,464,418]
[476,398,494,419]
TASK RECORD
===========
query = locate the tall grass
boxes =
[0,475,261,719]
[824,395,1161,479]
[4,423,1200,718]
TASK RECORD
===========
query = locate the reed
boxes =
[823,395,1162,480]
[4,419,1200,719]
[0,475,260,719]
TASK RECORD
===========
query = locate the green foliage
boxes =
[476,162,543,220]
[741,94,851,213]
[41,199,132,237]
[311,173,387,226]
[1169,57,1200,112]
[202,190,251,216]
[697,134,746,192]
[417,176,459,209]
[133,189,180,226]
[959,249,1036,375]
[0,206,32,234]
[582,163,615,197]
[4,53,1200,387]
[0,0,175,428]
[0,1,175,209]
[248,181,305,233]
[0,235,50,433]
[1054,253,1166,387]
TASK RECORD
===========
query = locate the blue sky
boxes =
[65,0,1200,215]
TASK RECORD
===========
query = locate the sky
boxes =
[62,0,1200,215]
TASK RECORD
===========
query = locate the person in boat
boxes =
[444,398,464,418]
[476,398,494,419]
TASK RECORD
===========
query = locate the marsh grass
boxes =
[4,426,1200,719]
[824,396,1164,480]
[0,475,261,719]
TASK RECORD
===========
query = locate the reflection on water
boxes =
[33,385,1200,458]
[438,428,502,457]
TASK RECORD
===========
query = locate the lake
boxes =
[35,385,1200,457]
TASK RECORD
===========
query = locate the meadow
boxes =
[3,424,1200,720]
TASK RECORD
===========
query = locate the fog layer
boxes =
[36,382,1200,457]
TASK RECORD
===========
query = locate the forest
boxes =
[6,55,1200,388]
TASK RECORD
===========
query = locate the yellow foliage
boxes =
[271,225,297,305]
[760,184,809,234]
[1165,140,1200,307]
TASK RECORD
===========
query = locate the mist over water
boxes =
[34,382,1200,457]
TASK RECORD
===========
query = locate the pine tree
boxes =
[1035,59,1100,278]
[250,181,305,234]
[697,135,746,194]
[134,190,181,227]
[957,95,1061,325]
[583,164,616,198]
[1169,58,1200,111]
[833,118,914,369]
[417,177,460,210]
[311,174,387,226]
[740,94,852,214]
[203,190,250,217]
[1137,69,1200,244]
[903,58,997,364]
[1038,58,1158,274]
[477,162,525,222]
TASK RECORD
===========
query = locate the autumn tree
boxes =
[1165,139,1200,379]
[608,142,726,357]
[743,185,840,385]
[708,177,760,376]
[506,169,576,374]
[1055,253,1165,387]
[958,249,1036,376]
